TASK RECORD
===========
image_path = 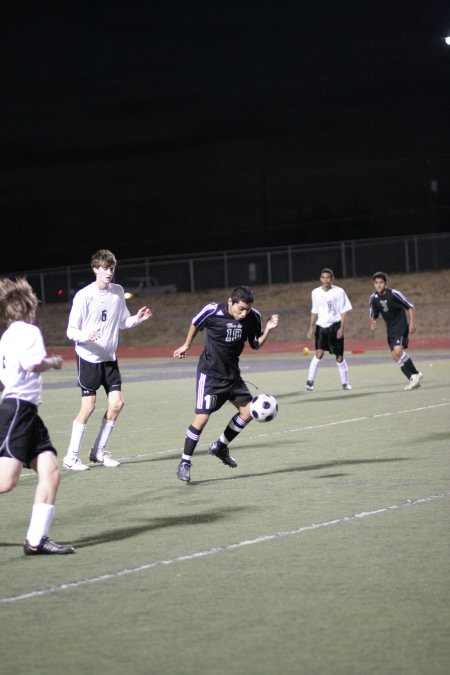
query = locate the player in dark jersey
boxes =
[369,272,422,390]
[173,286,279,482]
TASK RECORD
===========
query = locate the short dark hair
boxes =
[320,268,334,277]
[372,271,387,282]
[230,285,254,304]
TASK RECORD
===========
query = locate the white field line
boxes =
[19,400,450,472]
[2,491,449,604]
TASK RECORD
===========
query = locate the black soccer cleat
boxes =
[208,441,237,468]
[176,460,191,483]
[24,536,75,556]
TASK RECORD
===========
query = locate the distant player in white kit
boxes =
[0,277,74,555]
[306,268,353,391]
[63,249,152,471]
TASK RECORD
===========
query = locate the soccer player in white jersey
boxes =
[369,271,423,390]
[63,250,152,471]
[0,277,74,555]
[306,268,353,391]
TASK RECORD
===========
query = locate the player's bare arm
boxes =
[173,324,199,359]
[256,313,279,348]
[337,312,347,338]
[27,355,63,373]
[408,308,416,333]
[307,313,318,339]
[369,317,377,332]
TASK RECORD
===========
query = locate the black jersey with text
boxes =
[369,288,413,335]
[193,302,262,380]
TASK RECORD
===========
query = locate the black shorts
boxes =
[195,371,252,414]
[315,322,344,356]
[0,398,57,468]
[387,329,409,351]
[77,356,122,397]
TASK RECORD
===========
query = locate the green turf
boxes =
[1,352,449,675]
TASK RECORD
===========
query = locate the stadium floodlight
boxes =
[445,36,450,45]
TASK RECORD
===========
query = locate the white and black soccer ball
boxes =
[250,393,278,422]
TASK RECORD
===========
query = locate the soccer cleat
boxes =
[342,383,352,390]
[176,460,191,483]
[305,380,314,391]
[208,441,237,468]
[24,536,75,556]
[404,372,423,391]
[89,450,120,467]
[63,456,90,471]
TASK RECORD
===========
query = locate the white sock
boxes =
[307,356,321,382]
[92,418,115,455]
[337,360,349,385]
[66,420,86,458]
[26,503,55,546]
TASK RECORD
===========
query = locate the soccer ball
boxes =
[250,394,278,422]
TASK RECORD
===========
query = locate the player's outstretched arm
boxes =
[173,324,198,359]
[257,313,279,349]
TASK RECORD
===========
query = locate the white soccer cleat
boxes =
[404,372,423,391]
[342,383,352,390]
[63,456,90,471]
[89,449,120,467]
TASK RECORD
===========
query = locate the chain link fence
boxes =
[4,232,450,304]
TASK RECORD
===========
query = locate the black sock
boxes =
[223,414,249,444]
[182,425,201,460]
[400,358,418,379]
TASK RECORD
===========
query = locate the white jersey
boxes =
[311,284,352,328]
[67,282,140,363]
[0,321,46,405]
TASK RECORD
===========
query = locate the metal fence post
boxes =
[404,238,410,273]
[341,241,347,278]
[223,251,228,288]
[189,258,195,293]
[267,251,272,285]
[39,273,45,304]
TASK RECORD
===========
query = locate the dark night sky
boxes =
[1,2,449,272]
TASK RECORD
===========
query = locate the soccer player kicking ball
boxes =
[173,285,279,483]
[0,277,74,555]
[369,271,422,390]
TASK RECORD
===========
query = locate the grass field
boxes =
[1,351,449,675]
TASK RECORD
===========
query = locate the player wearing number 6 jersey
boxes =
[173,286,279,483]
[63,250,152,471]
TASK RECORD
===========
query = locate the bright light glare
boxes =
[445,36,450,45]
